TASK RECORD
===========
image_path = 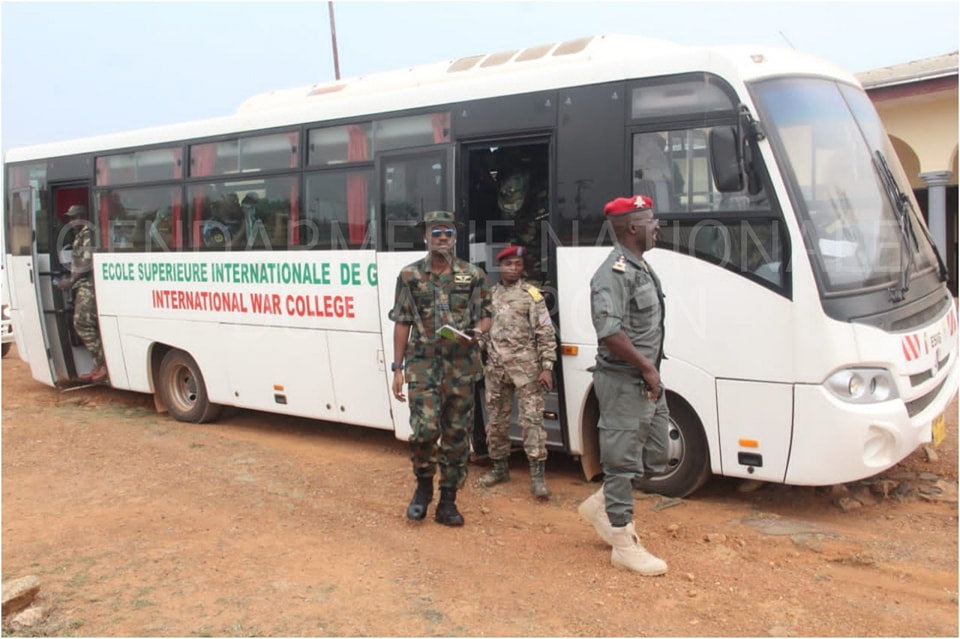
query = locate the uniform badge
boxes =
[454,274,472,285]
[612,254,627,273]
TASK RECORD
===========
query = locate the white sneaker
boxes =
[610,522,667,576]
[577,487,614,546]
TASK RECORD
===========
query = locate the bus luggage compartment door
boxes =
[715,379,793,482]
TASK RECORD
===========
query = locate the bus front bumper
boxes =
[786,358,958,487]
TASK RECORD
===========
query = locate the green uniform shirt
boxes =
[589,246,665,375]
[70,224,95,291]
[390,255,492,384]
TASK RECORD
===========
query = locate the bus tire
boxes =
[634,393,711,498]
[157,349,222,423]
[2,343,10,358]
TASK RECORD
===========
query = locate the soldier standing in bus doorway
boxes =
[579,195,668,576]
[477,244,557,499]
[389,210,492,526]
[57,204,108,383]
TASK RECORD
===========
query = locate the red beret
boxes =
[496,245,526,261]
[603,195,654,217]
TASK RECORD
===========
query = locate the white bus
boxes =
[4,35,956,497]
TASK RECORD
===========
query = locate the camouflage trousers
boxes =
[484,368,547,462]
[593,369,669,527]
[73,280,104,368]
[407,378,475,490]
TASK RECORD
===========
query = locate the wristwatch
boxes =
[391,362,405,372]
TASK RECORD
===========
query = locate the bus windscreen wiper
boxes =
[872,150,918,302]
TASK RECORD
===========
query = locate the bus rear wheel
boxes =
[633,393,711,498]
[157,349,222,423]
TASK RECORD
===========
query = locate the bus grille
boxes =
[909,352,952,387]
[905,378,947,418]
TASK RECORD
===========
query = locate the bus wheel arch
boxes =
[579,389,602,481]
[579,386,711,498]
[155,348,222,423]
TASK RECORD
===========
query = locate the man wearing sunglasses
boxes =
[389,210,492,526]
[579,195,669,576]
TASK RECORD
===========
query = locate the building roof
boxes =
[857,51,958,89]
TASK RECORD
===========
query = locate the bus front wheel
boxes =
[157,349,222,423]
[634,393,711,498]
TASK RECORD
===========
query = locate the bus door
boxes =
[458,136,565,451]
[5,186,57,385]
[375,147,454,439]
[49,183,96,383]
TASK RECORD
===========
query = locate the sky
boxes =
[0,0,957,152]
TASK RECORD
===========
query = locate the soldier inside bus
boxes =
[242,191,288,249]
[202,192,246,249]
[147,207,175,251]
[495,169,548,284]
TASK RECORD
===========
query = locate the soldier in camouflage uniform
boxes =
[579,195,668,576]
[57,205,108,383]
[477,244,557,499]
[389,210,492,526]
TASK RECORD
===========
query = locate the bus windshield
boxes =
[751,77,939,296]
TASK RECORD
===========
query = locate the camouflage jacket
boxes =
[484,278,557,387]
[389,255,492,384]
[70,224,95,290]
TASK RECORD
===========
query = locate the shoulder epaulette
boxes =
[526,286,543,302]
[611,254,627,273]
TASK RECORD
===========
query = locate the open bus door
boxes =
[6,186,57,385]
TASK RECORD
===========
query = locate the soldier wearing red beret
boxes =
[578,195,669,576]
[477,244,557,498]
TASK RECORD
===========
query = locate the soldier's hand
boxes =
[392,370,407,403]
[537,370,554,392]
[642,369,661,400]
[57,277,72,292]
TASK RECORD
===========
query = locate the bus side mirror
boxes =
[709,126,744,193]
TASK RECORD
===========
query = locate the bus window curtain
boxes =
[191,146,217,246]
[98,163,110,247]
[288,132,300,245]
[431,113,450,144]
[171,190,183,249]
[9,167,28,189]
[346,125,369,246]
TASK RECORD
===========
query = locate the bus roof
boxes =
[5,34,857,164]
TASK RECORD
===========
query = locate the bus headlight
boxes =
[824,368,899,403]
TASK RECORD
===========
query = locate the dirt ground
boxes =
[1,343,957,637]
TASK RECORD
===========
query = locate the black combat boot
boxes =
[406,476,434,521]
[434,487,464,526]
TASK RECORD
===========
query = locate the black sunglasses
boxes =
[430,228,456,238]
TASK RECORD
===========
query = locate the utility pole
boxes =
[328,2,341,80]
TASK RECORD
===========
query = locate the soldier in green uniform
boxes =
[390,211,492,526]
[578,195,668,576]
[477,244,557,499]
[57,204,108,383]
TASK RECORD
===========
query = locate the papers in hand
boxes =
[438,324,471,341]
